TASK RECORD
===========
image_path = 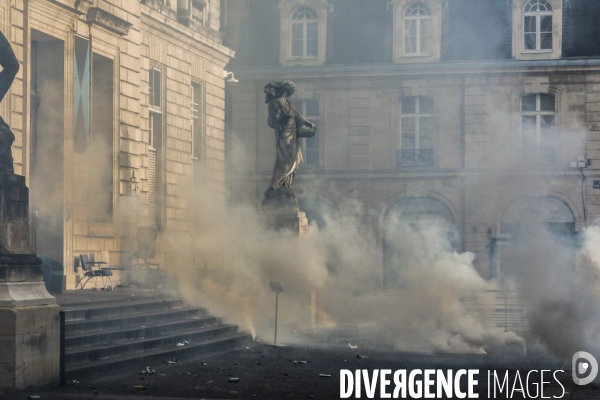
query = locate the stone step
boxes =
[63,299,185,321]
[65,332,251,381]
[65,307,209,335]
[65,324,240,365]
[65,316,221,348]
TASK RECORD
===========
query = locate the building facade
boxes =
[225,0,600,285]
[4,0,232,289]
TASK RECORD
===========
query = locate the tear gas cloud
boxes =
[151,104,600,363]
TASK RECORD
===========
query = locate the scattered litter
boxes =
[164,358,178,365]
[229,371,234,376]
[176,340,189,347]
[319,374,332,378]
[176,343,185,347]
[66,380,80,386]
[140,366,156,375]
[245,347,251,349]
[187,372,192,375]
[294,361,308,364]
[348,343,358,349]
[201,360,207,366]
[357,355,367,359]
[229,377,239,383]
[133,385,147,390]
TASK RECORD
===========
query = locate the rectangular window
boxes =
[148,65,165,230]
[520,93,556,165]
[297,99,320,166]
[149,67,162,109]
[398,96,434,166]
[191,83,202,160]
[291,23,304,57]
[90,53,114,223]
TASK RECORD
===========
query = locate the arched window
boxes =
[398,96,434,165]
[404,2,432,55]
[521,93,556,164]
[291,6,318,58]
[523,0,553,51]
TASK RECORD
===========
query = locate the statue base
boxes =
[262,208,308,236]
[0,175,59,389]
[0,254,59,389]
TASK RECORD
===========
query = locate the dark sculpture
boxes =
[0,30,19,173]
[262,81,316,209]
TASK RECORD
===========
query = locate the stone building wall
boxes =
[229,67,594,281]
[2,0,233,289]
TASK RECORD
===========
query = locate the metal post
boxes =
[274,292,278,346]
[59,310,65,385]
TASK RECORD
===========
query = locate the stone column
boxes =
[0,173,59,389]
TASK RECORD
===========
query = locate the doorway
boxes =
[30,30,65,264]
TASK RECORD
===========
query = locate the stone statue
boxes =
[262,80,316,209]
[0,30,19,173]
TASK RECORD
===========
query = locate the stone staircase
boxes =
[61,294,250,380]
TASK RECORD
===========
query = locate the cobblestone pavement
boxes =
[4,341,600,399]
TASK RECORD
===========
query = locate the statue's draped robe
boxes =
[267,97,306,191]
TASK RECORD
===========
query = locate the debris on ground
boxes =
[133,385,147,390]
[164,358,178,365]
[176,340,189,346]
[66,380,80,386]
[294,361,308,364]
[229,377,239,383]
[319,374,332,378]
[348,343,358,349]
[140,366,156,375]
[357,355,367,359]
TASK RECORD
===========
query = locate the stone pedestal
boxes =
[0,173,59,389]
[262,208,308,236]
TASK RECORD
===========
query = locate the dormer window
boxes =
[279,0,329,67]
[291,6,318,59]
[512,0,561,60]
[523,0,552,52]
[391,0,441,63]
[404,2,432,56]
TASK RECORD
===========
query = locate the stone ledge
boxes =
[87,8,133,36]
[48,0,93,15]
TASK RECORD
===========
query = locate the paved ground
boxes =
[4,338,600,400]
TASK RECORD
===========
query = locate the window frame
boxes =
[522,0,553,53]
[148,66,163,149]
[520,92,556,148]
[295,99,320,167]
[403,2,433,57]
[278,0,330,67]
[512,0,562,60]
[290,6,318,60]
[400,96,434,150]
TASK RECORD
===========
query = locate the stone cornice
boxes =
[86,8,133,36]
[141,5,234,65]
[47,0,93,15]
[231,59,600,80]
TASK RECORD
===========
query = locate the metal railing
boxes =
[460,290,528,332]
[396,148,434,166]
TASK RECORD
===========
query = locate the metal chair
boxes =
[76,253,113,290]
[133,226,160,269]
